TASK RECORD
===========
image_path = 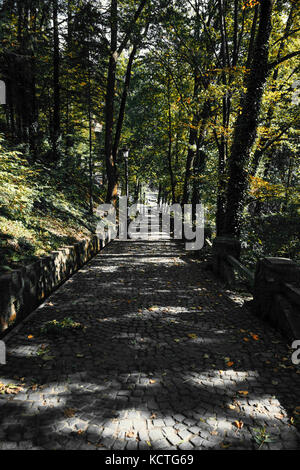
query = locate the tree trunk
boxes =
[105,0,118,204]
[52,0,61,162]
[223,0,273,238]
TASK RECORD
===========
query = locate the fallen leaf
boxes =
[234,420,244,429]
[149,379,156,384]
[187,333,198,339]
[64,408,76,418]
[27,335,34,339]
[243,337,249,342]
[126,431,135,438]
[227,362,234,367]
[238,391,249,396]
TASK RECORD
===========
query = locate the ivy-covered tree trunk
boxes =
[105,0,118,204]
[51,0,61,163]
[223,0,273,238]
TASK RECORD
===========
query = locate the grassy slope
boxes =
[0,136,104,274]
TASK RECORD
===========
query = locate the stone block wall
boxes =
[0,234,109,333]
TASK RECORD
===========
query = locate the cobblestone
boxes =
[0,237,299,450]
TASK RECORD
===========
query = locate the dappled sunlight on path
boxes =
[0,237,300,450]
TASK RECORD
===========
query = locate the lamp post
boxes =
[123,148,129,199]
[94,121,103,185]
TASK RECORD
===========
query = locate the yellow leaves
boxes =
[242,0,260,9]
[174,338,180,343]
[0,383,23,395]
[243,337,250,342]
[187,333,198,339]
[227,361,234,367]
[228,404,236,410]
[238,391,249,396]
[149,379,156,384]
[27,335,34,340]
[249,176,285,201]
[251,334,259,341]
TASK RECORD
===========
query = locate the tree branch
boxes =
[268,50,300,70]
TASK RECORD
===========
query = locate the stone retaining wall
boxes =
[0,234,109,334]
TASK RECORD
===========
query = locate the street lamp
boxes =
[123,149,129,199]
[93,122,104,185]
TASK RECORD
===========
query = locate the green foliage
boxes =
[0,134,105,272]
[252,426,277,449]
[40,317,84,336]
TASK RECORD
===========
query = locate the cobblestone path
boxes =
[0,239,300,450]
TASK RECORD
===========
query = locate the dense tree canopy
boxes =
[0,0,299,269]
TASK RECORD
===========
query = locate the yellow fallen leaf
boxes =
[187,333,198,339]
[227,361,234,367]
[149,379,156,384]
[234,420,244,429]
[238,391,249,396]
[27,335,34,339]
[243,337,249,342]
